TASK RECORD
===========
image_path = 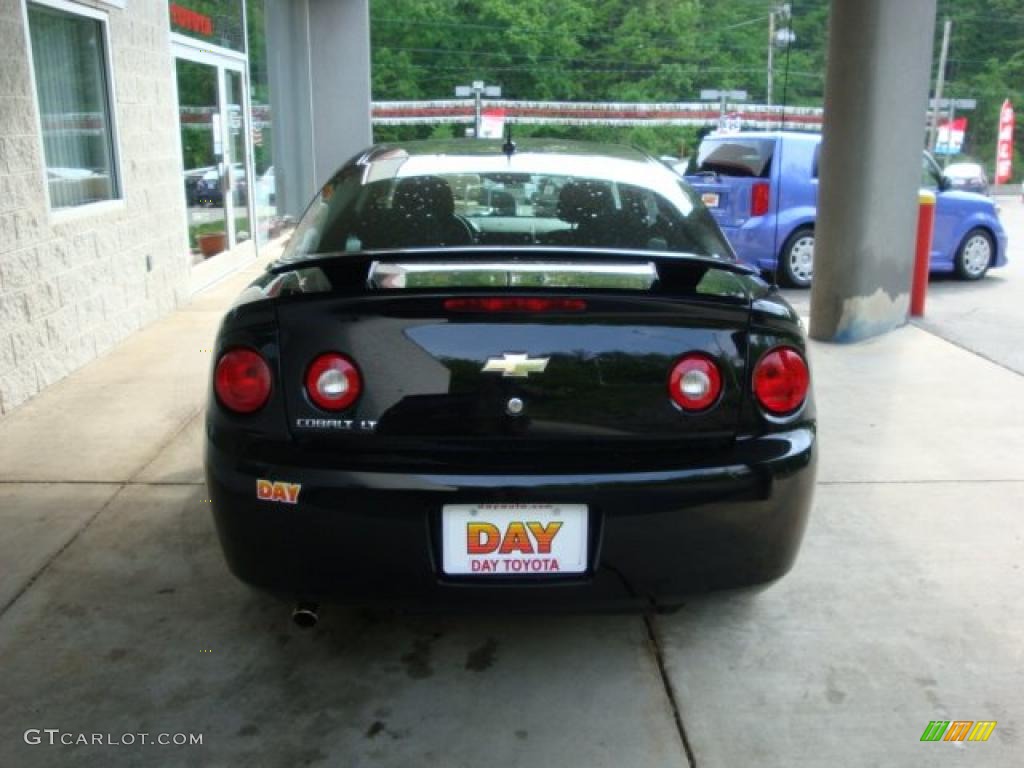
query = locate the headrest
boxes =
[557,180,615,224]
[392,176,455,220]
[618,186,653,224]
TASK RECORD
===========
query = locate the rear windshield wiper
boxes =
[697,164,757,178]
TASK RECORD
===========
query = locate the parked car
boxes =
[942,162,989,196]
[185,163,247,208]
[204,139,816,618]
[184,165,215,207]
[685,131,1008,287]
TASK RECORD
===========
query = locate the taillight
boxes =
[305,352,362,411]
[443,297,587,312]
[668,354,722,411]
[753,347,809,415]
[214,348,272,414]
[751,182,771,217]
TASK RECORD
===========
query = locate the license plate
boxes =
[441,504,588,576]
[701,192,720,208]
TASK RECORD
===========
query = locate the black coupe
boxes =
[204,139,816,620]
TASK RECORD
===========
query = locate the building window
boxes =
[27,1,120,209]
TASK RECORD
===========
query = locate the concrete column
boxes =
[809,0,937,342]
[265,0,372,218]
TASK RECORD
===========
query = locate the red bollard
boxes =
[911,190,936,318]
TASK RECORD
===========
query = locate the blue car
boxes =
[685,131,1008,288]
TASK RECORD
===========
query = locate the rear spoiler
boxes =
[368,259,660,291]
[240,247,762,305]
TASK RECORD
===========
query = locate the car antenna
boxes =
[769,0,795,291]
[502,124,516,159]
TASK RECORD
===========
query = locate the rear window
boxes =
[695,138,775,178]
[281,153,734,263]
[944,163,984,180]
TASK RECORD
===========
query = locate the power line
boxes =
[372,51,828,88]
[372,42,809,66]
[372,58,826,81]
[934,7,1024,25]
[372,26,819,59]
[371,41,824,74]
[371,8,784,49]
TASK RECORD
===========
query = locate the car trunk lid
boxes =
[270,251,756,467]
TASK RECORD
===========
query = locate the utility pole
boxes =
[454,81,502,138]
[766,4,793,110]
[927,18,952,151]
[767,10,775,108]
[700,89,749,131]
[945,99,955,167]
[930,96,975,163]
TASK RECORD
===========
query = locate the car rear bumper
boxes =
[994,226,1009,268]
[204,427,816,609]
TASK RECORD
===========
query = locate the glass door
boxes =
[224,69,250,248]
[174,51,251,262]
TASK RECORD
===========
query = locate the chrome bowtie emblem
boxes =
[482,353,550,378]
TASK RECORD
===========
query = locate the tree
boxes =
[369,0,1021,175]
[935,0,1024,178]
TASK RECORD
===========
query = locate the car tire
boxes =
[954,228,993,281]
[780,226,815,289]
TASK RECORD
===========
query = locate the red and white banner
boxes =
[478,107,506,138]
[935,116,968,155]
[995,99,1014,184]
[371,99,825,130]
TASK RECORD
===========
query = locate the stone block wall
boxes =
[0,0,189,414]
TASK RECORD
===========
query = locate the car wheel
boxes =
[780,227,814,288]
[954,228,993,280]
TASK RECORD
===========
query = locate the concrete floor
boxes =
[783,196,1024,375]
[916,196,1024,374]
[1,208,1022,767]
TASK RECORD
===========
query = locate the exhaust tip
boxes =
[292,602,319,629]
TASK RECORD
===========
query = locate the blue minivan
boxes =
[685,131,1008,287]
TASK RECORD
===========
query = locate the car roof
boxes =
[345,138,684,193]
[702,131,821,143]
[944,162,984,174]
[362,138,654,164]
